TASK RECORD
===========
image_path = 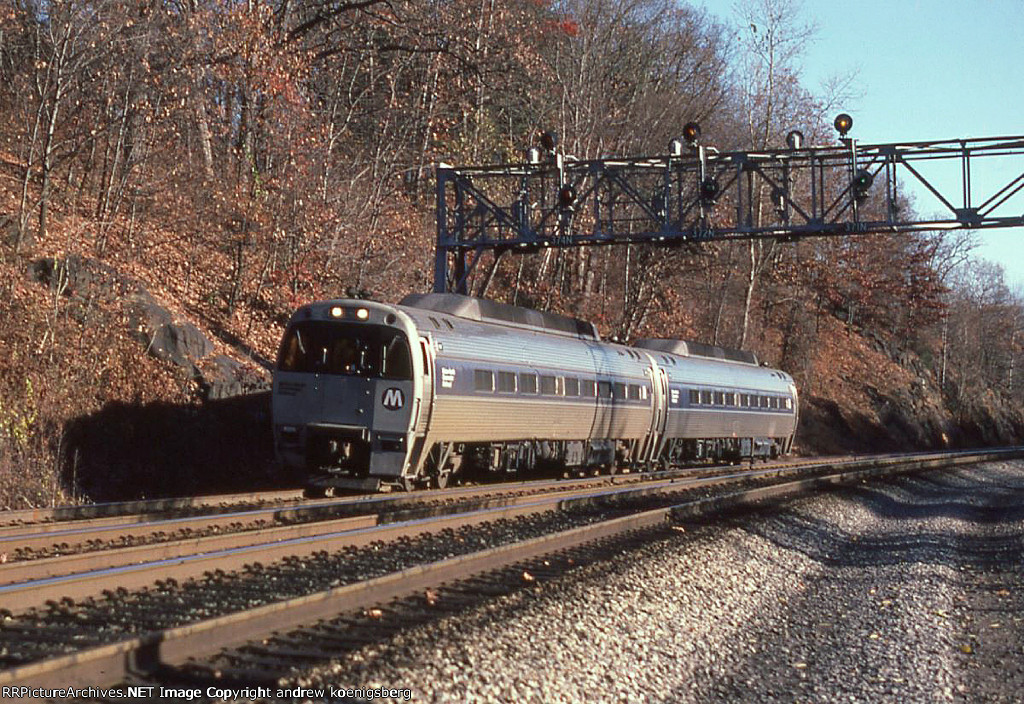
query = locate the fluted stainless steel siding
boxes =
[661,354,797,440]
[401,306,653,444]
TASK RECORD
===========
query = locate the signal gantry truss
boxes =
[434,133,1024,293]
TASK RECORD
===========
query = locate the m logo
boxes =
[382,387,405,410]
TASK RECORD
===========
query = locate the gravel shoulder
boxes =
[274,461,1024,703]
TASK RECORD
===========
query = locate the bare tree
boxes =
[732,0,817,348]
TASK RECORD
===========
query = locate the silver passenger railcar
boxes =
[636,339,797,464]
[272,293,798,492]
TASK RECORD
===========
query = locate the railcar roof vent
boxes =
[400,293,599,339]
[634,338,758,366]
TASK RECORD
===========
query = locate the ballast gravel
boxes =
[275,460,1024,703]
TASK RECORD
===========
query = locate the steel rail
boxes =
[0,449,1015,580]
[0,473,718,587]
[0,450,858,531]
[0,453,901,585]
[0,489,307,527]
[0,481,571,549]
[3,448,1017,701]
[0,456,826,552]
[0,469,790,611]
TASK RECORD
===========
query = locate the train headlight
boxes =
[330,306,344,318]
[355,307,370,320]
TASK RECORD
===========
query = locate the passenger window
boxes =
[690,390,700,404]
[714,391,725,405]
[614,383,627,400]
[785,397,793,410]
[628,384,641,401]
[582,380,597,397]
[520,373,538,394]
[497,371,517,393]
[474,369,494,392]
[598,381,613,399]
[540,375,557,395]
[564,377,580,397]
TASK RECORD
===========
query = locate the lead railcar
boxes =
[272,293,798,493]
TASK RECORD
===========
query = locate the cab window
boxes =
[278,321,412,380]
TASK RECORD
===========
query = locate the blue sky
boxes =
[695,0,1024,292]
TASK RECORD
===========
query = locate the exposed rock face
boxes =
[33,254,269,400]
[148,320,214,368]
[795,327,1024,455]
[200,355,270,400]
[29,253,126,300]
[129,293,269,399]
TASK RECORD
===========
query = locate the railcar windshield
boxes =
[277,321,412,380]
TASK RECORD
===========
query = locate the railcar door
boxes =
[641,365,669,464]
[413,337,435,435]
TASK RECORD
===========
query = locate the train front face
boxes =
[272,300,421,491]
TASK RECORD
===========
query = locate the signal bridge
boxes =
[434,115,1024,293]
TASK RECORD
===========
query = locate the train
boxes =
[272,293,799,493]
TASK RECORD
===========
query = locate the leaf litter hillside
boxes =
[1,0,1022,508]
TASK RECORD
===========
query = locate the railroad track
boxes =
[0,489,309,528]
[1,448,1020,703]
[0,460,825,606]
[0,455,842,564]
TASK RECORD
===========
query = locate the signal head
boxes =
[834,113,853,137]
[682,122,701,147]
[786,129,804,149]
[853,168,873,201]
[540,131,558,153]
[699,176,720,203]
[558,184,576,209]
